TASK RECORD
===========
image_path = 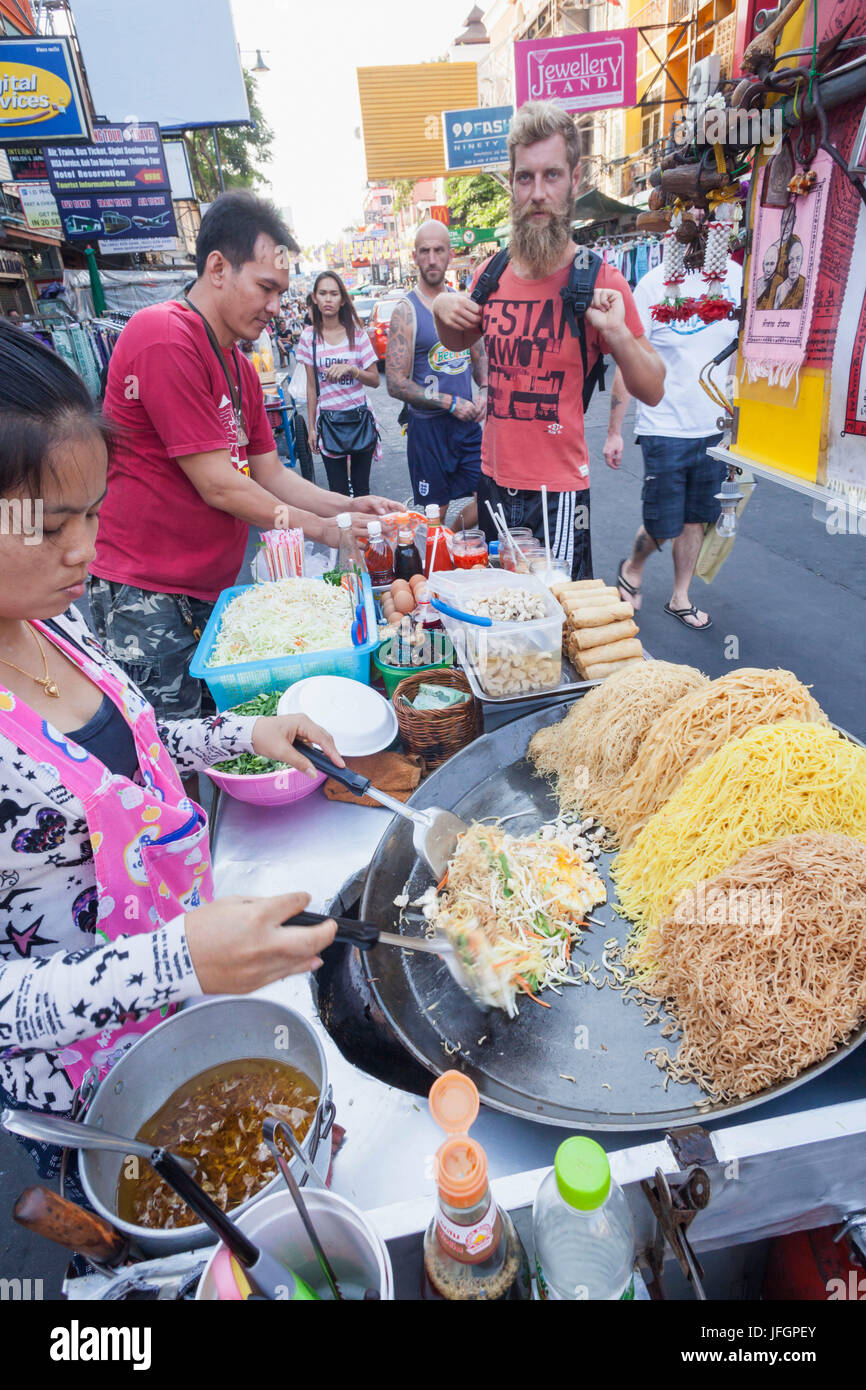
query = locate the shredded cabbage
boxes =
[208,579,352,666]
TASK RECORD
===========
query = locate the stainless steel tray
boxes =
[360,702,866,1131]
[451,628,602,707]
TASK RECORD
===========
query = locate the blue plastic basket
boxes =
[190,573,378,712]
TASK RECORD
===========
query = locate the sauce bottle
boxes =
[363,519,394,585]
[423,503,453,576]
[393,526,423,582]
[422,1072,531,1301]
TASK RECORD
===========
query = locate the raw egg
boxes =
[393,591,415,615]
[409,573,426,593]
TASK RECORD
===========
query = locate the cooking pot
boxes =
[78,998,334,1257]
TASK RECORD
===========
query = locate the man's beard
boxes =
[510,196,573,276]
[419,265,446,289]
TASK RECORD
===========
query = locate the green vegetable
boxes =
[213,690,286,775]
[322,568,343,587]
[497,852,513,898]
[534,911,551,936]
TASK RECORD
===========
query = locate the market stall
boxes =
[7,506,862,1304]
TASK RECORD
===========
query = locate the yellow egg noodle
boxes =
[602,668,827,847]
[613,721,866,935]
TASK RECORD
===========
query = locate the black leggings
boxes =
[323,446,374,498]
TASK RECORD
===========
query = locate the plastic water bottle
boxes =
[533,1137,636,1300]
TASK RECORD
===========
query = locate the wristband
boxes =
[448,396,458,415]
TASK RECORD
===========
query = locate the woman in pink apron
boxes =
[0,322,340,1180]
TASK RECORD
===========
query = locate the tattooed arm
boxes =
[385,300,475,419]
[603,366,631,470]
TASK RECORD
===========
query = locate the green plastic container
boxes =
[373,633,454,699]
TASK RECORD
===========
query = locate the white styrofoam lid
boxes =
[277,676,398,756]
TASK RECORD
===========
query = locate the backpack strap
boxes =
[469,249,511,307]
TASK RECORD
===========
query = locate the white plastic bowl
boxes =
[277,675,398,756]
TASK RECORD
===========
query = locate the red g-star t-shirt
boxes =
[471,257,644,493]
[92,300,275,602]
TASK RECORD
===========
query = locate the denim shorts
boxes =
[638,433,725,542]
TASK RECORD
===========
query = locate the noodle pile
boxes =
[613,721,866,934]
[603,669,827,846]
[632,833,866,1099]
[528,660,707,817]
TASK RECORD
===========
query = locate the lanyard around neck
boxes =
[183,293,244,425]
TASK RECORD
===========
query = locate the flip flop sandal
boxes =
[664,602,713,631]
[616,560,641,600]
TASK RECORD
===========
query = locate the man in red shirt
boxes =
[434,102,665,579]
[88,192,396,722]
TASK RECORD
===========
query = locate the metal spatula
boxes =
[299,744,467,883]
[286,910,489,1011]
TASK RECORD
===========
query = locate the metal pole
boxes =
[213,128,225,193]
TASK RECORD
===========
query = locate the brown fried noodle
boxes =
[632,832,866,1100]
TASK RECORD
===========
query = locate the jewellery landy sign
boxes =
[514,30,638,113]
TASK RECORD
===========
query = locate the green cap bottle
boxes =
[554,1137,611,1211]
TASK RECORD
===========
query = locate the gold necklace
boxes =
[0,622,60,698]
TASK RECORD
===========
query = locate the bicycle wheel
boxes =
[293,415,315,483]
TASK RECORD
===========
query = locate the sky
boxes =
[230,0,477,245]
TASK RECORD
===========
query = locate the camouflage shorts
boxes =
[86,578,215,721]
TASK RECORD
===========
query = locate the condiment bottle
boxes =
[422,1071,531,1301]
[393,526,424,582]
[336,511,367,579]
[533,1137,636,1301]
[363,519,395,585]
[423,503,454,576]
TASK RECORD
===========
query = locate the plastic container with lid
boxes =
[451,527,489,570]
[363,519,394,586]
[423,1071,530,1301]
[423,504,454,576]
[427,568,564,700]
[533,1137,636,1301]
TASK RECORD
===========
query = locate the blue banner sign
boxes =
[442,105,513,171]
[0,37,92,145]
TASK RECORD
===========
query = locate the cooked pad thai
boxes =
[427,823,607,1016]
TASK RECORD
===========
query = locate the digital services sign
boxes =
[0,37,93,145]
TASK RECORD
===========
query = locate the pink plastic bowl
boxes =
[204,764,326,807]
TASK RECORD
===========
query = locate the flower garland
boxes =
[692,199,740,324]
[651,210,697,323]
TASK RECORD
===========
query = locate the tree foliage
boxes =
[183,71,274,202]
[446,174,510,230]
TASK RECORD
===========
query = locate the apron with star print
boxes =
[0,619,215,1090]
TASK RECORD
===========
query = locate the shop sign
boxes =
[55,189,178,246]
[4,145,48,180]
[514,30,637,113]
[17,180,61,231]
[0,37,93,145]
[443,105,513,171]
[43,122,170,196]
[448,227,498,248]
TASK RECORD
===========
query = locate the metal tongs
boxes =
[262,1116,343,1301]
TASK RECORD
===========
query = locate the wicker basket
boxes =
[391,668,482,770]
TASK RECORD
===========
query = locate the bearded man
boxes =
[433,101,665,579]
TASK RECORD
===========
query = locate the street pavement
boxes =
[3,363,864,1297]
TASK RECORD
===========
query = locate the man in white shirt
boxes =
[604,255,742,629]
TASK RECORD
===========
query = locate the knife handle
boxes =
[13,1186,128,1264]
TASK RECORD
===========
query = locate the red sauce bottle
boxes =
[363,520,395,585]
[424,504,453,577]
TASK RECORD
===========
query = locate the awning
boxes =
[571,189,642,225]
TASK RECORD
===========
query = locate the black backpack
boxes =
[470,248,607,412]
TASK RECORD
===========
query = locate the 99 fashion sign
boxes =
[0,37,93,145]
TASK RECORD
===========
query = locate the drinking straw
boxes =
[540,484,553,581]
[495,504,530,571]
[428,524,442,577]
